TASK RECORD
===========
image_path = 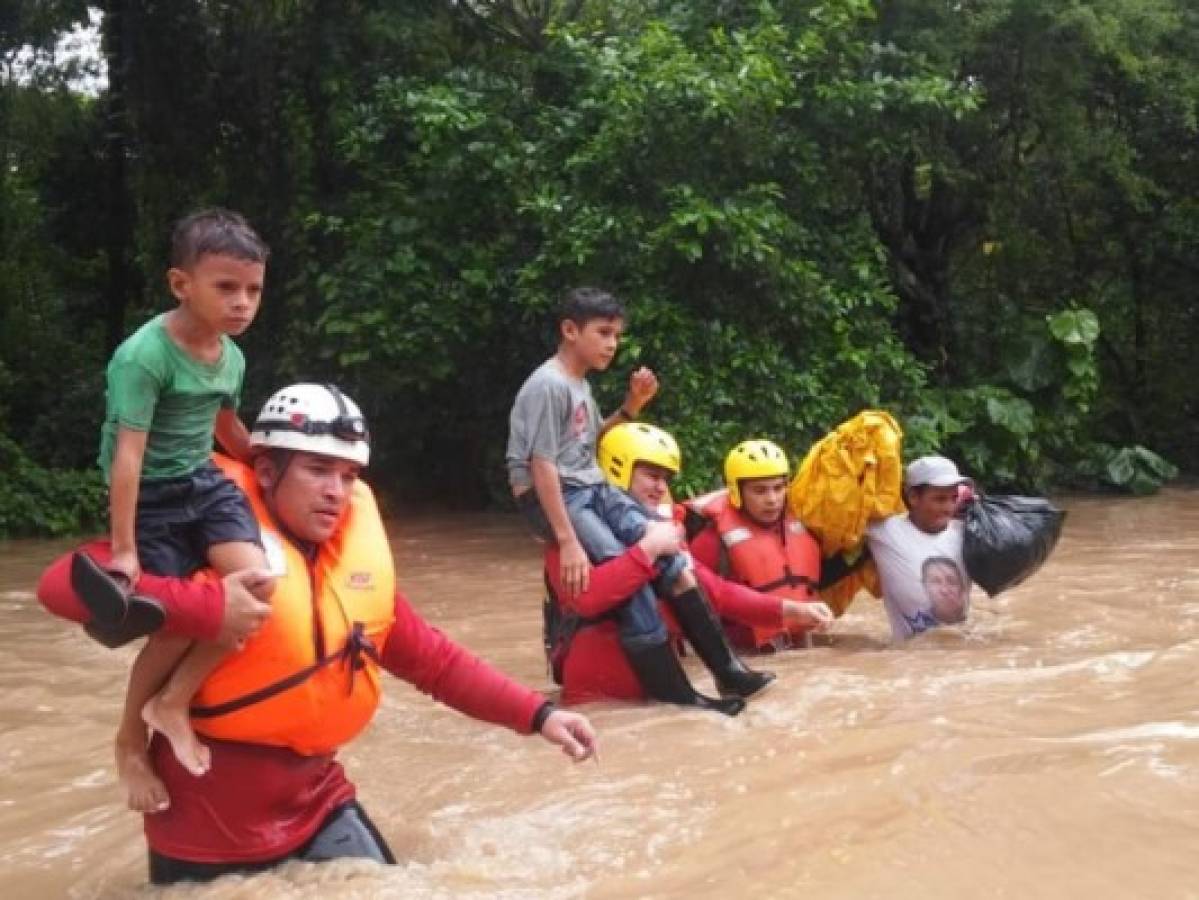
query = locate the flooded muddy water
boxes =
[1,489,1197,898]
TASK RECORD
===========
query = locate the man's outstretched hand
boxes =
[539,709,599,763]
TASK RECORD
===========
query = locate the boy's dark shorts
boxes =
[134,461,262,577]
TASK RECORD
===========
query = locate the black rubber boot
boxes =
[82,595,166,649]
[668,587,776,699]
[624,639,746,716]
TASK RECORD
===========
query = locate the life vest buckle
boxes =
[345,622,379,690]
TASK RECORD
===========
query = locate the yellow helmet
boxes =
[724,439,790,508]
[599,422,681,490]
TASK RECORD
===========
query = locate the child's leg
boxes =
[107,481,200,810]
[591,484,653,546]
[143,540,273,777]
[567,489,742,713]
[591,483,698,605]
[613,583,672,650]
[564,486,645,565]
[206,540,273,601]
[564,490,669,649]
[588,483,696,597]
[117,633,191,811]
[140,640,224,776]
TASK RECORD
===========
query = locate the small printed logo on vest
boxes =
[347,572,373,589]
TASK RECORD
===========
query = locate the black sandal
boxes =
[70,551,131,625]
[83,595,166,649]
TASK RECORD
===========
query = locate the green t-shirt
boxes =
[98,314,245,483]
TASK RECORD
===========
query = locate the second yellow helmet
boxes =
[724,439,789,508]
[599,422,681,490]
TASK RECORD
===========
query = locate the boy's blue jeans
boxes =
[561,482,686,650]
[518,482,686,649]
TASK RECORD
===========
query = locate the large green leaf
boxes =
[1048,309,1100,347]
[985,394,1036,435]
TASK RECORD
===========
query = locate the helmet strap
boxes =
[261,448,319,557]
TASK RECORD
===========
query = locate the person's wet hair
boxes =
[170,208,270,270]
[556,286,624,328]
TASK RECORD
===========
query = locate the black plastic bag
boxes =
[963,495,1066,597]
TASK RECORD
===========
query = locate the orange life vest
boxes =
[688,489,822,650]
[189,456,396,755]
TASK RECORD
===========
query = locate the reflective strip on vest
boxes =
[721,526,752,548]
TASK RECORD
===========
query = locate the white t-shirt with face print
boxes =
[866,514,972,640]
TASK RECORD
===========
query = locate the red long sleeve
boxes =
[543,543,657,618]
[36,539,224,641]
[379,590,544,734]
[694,562,784,627]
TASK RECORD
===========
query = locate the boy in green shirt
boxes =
[74,209,274,813]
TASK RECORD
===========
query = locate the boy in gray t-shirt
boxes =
[506,288,769,714]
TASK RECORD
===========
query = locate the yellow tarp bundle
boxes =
[787,410,905,616]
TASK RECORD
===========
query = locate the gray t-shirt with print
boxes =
[506,357,605,490]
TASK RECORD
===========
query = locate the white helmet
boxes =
[250,383,370,466]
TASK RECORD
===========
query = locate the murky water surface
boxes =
[1,490,1197,898]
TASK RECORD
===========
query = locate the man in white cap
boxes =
[865,455,973,640]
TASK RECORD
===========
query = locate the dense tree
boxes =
[0,0,1191,534]
[860,0,1196,484]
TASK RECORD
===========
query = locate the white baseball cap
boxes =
[905,455,966,488]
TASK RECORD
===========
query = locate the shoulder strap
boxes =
[191,622,380,719]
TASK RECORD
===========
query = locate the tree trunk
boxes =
[1125,233,1147,441]
[866,161,981,382]
[101,0,137,356]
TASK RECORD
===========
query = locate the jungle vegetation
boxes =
[2,0,1193,535]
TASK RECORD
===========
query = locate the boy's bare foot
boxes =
[115,742,170,813]
[142,696,211,777]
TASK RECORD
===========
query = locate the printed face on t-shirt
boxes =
[922,556,966,623]
[571,400,589,440]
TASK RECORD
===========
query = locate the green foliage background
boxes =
[1,0,1193,534]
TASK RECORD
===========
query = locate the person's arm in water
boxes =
[546,520,683,619]
[214,408,253,463]
[599,367,658,437]
[109,426,149,584]
[530,454,591,597]
[381,589,597,761]
[693,561,834,632]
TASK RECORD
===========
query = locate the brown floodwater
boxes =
[1,489,1197,898]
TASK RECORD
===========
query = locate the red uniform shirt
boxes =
[37,539,225,639]
[544,541,785,704]
[38,542,544,864]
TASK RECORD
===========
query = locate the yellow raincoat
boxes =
[787,410,905,615]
